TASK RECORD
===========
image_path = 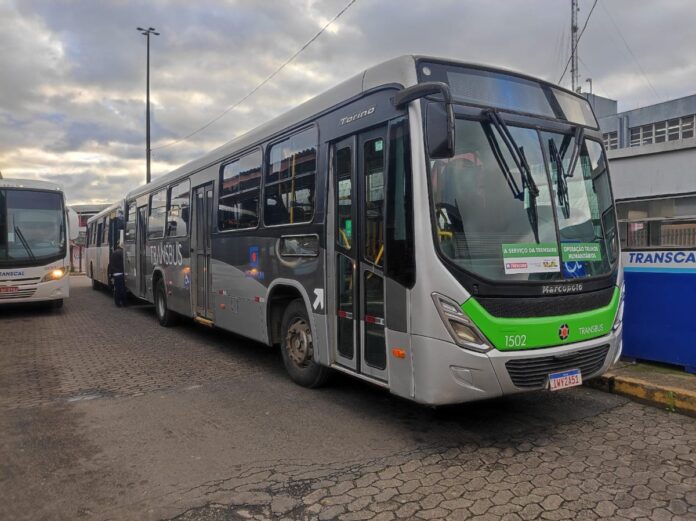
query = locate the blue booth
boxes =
[623,250,696,373]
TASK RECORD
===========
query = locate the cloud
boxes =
[1,0,695,204]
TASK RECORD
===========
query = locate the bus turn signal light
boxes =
[391,348,406,359]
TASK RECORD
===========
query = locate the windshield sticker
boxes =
[561,243,602,262]
[502,243,560,275]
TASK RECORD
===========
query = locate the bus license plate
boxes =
[548,368,582,391]
[0,286,18,293]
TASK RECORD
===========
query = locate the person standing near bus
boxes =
[108,241,127,307]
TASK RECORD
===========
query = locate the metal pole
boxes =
[571,0,579,92]
[138,27,158,184]
[146,32,151,184]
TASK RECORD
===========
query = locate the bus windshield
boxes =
[431,118,617,282]
[0,189,66,266]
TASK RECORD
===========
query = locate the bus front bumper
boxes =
[0,277,70,304]
[410,327,622,406]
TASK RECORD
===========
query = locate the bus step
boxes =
[194,316,214,328]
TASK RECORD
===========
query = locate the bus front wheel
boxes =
[280,299,330,388]
[154,279,177,327]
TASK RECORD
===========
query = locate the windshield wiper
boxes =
[14,226,36,261]
[548,126,585,219]
[483,110,540,242]
[486,111,540,198]
[549,138,571,219]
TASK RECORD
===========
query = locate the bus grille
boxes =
[477,287,615,318]
[0,288,37,300]
[505,344,610,389]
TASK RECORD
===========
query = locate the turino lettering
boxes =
[150,243,184,266]
[340,106,375,125]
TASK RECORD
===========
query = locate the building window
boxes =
[682,116,695,139]
[602,131,618,150]
[148,189,167,239]
[219,150,262,230]
[264,128,317,226]
[654,121,667,143]
[641,124,653,145]
[167,180,191,237]
[668,118,680,141]
[629,127,641,147]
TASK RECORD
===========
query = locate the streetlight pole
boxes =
[137,26,159,184]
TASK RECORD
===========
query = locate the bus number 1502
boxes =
[505,334,527,348]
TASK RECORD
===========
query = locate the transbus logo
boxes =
[558,323,570,341]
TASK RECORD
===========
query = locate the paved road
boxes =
[1,276,695,521]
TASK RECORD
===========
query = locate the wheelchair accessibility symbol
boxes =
[562,261,586,278]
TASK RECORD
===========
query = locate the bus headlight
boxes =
[43,268,66,282]
[432,293,492,353]
[612,281,625,332]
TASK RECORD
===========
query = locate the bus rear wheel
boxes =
[155,279,177,327]
[280,299,330,388]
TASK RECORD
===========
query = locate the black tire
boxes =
[280,299,330,388]
[154,279,177,327]
[52,299,64,310]
[90,265,98,290]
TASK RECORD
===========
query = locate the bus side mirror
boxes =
[425,101,455,159]
[393,81,456,159]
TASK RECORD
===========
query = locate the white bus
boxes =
[0,179,78,308]
[85,202,125,290]
[100,56,623,404]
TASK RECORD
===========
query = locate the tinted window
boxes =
[219,150,262,230]
[168,180,191,236]
[125,203,136,242]
[148,189,167,238]
[265,128,317,226]
[364,138,385,266]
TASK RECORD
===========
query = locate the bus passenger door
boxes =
[137,205,148,297]
[192,183,214,320]
[331,127,389,382]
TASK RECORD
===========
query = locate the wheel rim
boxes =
[285,318,313,368]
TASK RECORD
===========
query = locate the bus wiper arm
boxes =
[565,126,585,178]
[14,226,36,260]
[485,110,539,198]
[482,122,523,200]
[549,138,571,219]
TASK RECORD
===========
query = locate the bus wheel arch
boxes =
[267,284,305,347]
[90,263,98,290]
[267,283,330,388]
[153,270,177,327]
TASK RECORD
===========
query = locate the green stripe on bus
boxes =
[461,287,620,351]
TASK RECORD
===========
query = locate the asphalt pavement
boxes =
[1,276,695,521]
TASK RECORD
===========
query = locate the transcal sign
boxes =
[623,251,696,273]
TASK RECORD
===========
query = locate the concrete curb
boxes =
[588,372,696,417]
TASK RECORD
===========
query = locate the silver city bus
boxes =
[115,56,623,404]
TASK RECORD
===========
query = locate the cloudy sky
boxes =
[1,0,694,204]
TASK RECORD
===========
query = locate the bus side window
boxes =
[386,117,415,287]
[168,180,191,236]
[264,128,317,226]
[125,203,137,242]
[219,150,261,231]
[96,221,103,246]
[148,189,167,238]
